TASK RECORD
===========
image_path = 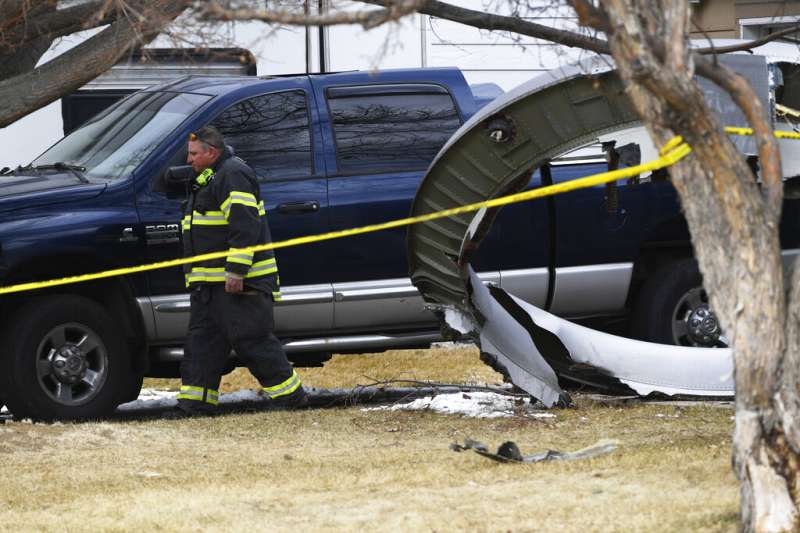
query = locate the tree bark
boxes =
[363,0,612,54]
[570,1,800,530]
[0,1,57,80]
[0,0,118,54]
[0,0,192,128]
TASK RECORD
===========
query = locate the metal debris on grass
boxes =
[451,438,619,463]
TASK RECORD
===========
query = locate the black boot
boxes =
[164,400,219,419]
[272,387,308,410]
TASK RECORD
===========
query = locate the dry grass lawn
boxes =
[0,346,738,532]
[145,345,503,391]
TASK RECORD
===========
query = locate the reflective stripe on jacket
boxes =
[182,150,280,299]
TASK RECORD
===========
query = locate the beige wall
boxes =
[736,1,800,21]
[691,0,800,38]
[692,0,737,38]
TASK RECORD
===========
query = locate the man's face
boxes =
[187,140,219,173]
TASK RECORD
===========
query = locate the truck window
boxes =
[34,91,211,180]
[327,88,461,175]
[212,90,312,181]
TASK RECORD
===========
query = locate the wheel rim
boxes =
[35,323,109,406]
[671,287,728,348]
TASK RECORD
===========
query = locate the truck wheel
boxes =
[118,372,144,405]
[631,259,728,348]
[0,295,129,421]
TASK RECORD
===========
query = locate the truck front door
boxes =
[137,84,332,342]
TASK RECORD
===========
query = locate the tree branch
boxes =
[571,0,782,218]
[358,377,525,397]
[695,24,800,54]
[0,0,192,128]
[568,0,612,33]
[0,1,56,33]
[363,0,612,54]
[0,0,117,51]
[198,0,426,30]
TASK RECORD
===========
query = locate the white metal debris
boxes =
[465,268,734,401]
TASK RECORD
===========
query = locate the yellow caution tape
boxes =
[725,126,800,140]
[0,128,793,296]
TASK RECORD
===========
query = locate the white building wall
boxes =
[323,0,593,90]
[421,0,593,89]
[2,103,64,169]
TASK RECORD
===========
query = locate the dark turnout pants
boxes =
[178,284,299,410]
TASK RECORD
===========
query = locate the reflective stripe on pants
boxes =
[263,370,302,399]
[177,385,219,405]
[181,285,296,406]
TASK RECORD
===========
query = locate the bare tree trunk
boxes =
[570,0,800,530]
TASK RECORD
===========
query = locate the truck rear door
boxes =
[312,77,477,331]
[211,85,332,334]
[548,144,650,318]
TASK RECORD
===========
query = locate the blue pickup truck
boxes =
[0,66,797,420]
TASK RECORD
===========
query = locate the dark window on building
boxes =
[212,90,312,181]
[328,88,461,175]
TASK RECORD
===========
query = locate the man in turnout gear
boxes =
[176,126,306,415]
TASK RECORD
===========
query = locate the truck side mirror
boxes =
[152,165,194,199]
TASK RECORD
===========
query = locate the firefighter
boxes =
[175,126,307,415]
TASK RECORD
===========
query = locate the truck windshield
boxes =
[33,91,211,180]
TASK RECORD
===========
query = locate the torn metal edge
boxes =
[464,269,734,400]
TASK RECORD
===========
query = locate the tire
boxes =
[631,259,727,348]
[117,370,144,405]
[0,295,131,421]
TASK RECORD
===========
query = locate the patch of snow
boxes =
[361,392,553,419]
[117,388,264,412]
[118,389,177,411]
[218,389,262,403]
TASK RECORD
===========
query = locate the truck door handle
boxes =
[277,201,320,214]
[119,227,139,243]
